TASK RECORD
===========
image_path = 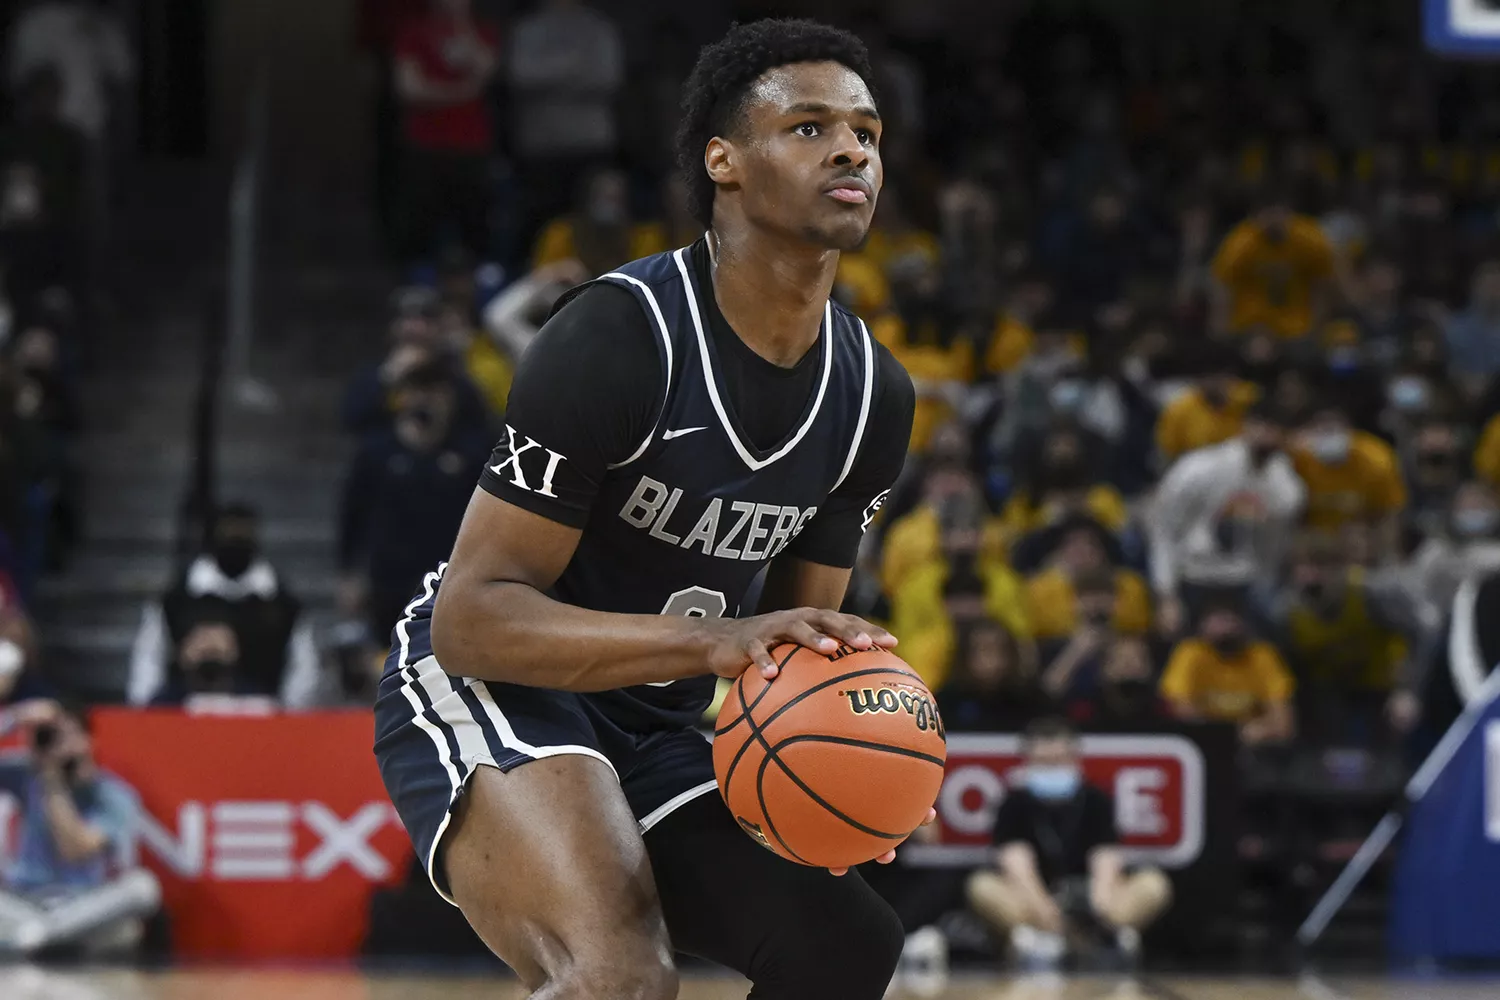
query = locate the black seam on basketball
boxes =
[758,740,907,841]
[720,665,916,797]
[768,733,948,769]
[755,741,814,865]
[713,646,799,736]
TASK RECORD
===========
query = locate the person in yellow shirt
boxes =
[1160,601,1296,745]
[531,167,668,276]
[1475,412,1500,490]
[1210,188,1337,339]
[1023,520,1153,642]
[1155,345,1261,465]
[1292,404,1407,560]
[998,425,1130,548]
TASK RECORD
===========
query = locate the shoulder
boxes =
[93,773,141,813]
[869,335,915,410]
[1166,639,1209,667]
[1291,216,1333,249]
[1161,388,1203,417]
[1082,782,1115,815]
[1249,641,1290,671]
[533,280,659,362]
[1352,431,1399,469]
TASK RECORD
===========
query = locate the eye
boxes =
[794,122,820,137]
[856,128,876,146]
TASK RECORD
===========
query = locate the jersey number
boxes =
[647,587,728,687]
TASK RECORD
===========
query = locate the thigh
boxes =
[443,755,673,988]
[643,792,904,1000]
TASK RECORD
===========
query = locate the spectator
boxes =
[998,423,1129,543]
[128,504,321,709]
[0,67,86,239]
[482,257,588,361]
[1347,253,1418,369]
[1149,398,1305,634]
[1210,185,1338,339]
[1401,480,1500,625]
[1403,416,1468,543]
[147,618,278,713]
[1291,402,1407,561]
[0,701,160,956]
[1045,185,1150,330]
[935,619,1047,732]
[1160,597,1296,745]
[1446,259,1500,400]
[0,596,46,710]
[1272,532,1431,744]
[1023,519,1152,643]
[508,0,624,255]
[392,0,501,263]
[879,422,987,595]
[965,718,1173,964]
[1066,635,1172,728]
[530,166,667,276]
[341,286,488,438]
[340,362,492,638]
[1155,341,1261,466]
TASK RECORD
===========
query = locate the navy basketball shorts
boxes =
[372,583,718,904]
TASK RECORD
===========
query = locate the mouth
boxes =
[823,177,872,205]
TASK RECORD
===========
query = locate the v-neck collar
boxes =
[671,244,832,471]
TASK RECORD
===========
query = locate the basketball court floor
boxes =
[1,969,1497,1000]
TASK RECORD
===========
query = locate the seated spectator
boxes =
[1149,398,1305,634]
[0,702,160,956]
[980,269,1053,377]
[1154,341,1260,465]
[965,718,1172,964]
[128,504,321,709]
[998,424,1129,545]
[482,257,589,361]
[1024,519,1152,642]
[1291,402,1407,561]
[1160,598,1296,745]
[1347,253,1420,369]
[1445,258,1500,400]
[935,619,1047,732]
[1210,184,1337,339]
[1065,635,1171,728]
[439,297,511,419]
[1402,480,1500,624]
[879,425,989,595]
[1404,416,1468,543]
[1273,532,1429,744]
[341,286,488,437]
[531,166,666,277]
[340,363,492,638]
[887,524,1029,691]
[148,618,278,713]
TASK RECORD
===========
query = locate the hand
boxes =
[1157,595,1186,636]
[536,258,589,287]
[380,344,429,385]
[1069,625,1109,657]
[1386,690,1422,733]
[702,608,897,682]
[828,807,938,876]
[1038,896,1066,935]
[9,699,59,729]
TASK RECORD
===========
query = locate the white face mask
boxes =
[1387,376,1430,411]
[1455,508,1500,538]
[0,638,23,681]
[1308,429,1352,464]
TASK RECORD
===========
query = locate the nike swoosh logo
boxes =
[662,426,708,441]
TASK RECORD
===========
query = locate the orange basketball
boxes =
[712,643,948,869]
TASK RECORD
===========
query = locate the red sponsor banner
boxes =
[89,709,411,959]
[902,733,1206,869]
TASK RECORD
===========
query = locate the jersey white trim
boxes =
[830,318,876,493]
[638,778,720,834]
[601,271,676,470]
[672,248,833,472]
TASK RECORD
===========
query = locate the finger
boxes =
[808,612,879,650]
[874,849,897,865]
[746,639,779,679]
[828,866,849,877]
[921,807,938,826]
[780,620,839,654]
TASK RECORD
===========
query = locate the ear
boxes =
[705,136,737,188]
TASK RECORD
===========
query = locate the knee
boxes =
[759,890,904,1000]
[559,943,678,1000]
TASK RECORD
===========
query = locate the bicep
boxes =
[440,489,584,597]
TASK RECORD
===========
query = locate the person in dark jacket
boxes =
[340,361,492,638]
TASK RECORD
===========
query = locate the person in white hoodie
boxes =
[1149,398,1306,634]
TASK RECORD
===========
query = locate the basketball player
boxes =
[375,19,923,999]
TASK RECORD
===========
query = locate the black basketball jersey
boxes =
[502,245,881,732]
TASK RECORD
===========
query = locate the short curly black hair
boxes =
[674,19,877,227]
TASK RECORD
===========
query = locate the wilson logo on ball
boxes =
[840,686,946,737]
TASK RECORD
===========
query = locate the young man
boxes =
[374,20,920,1000]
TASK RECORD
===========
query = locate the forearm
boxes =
[41,783,107,863]
[430,578,713,689]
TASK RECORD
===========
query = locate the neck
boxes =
[707,225,839,368]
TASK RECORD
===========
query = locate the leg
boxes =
[965,869,1059,934]
[1092,868,1173,931]
[23,869,161,953]
[643,793,904,1000]
[442,757,677,999]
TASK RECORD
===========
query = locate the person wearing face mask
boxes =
[1401,417,1466,541]
[148,619,277,712]
[966,718,1173,965]
[1066,635,1170,727]
[998,424,1129,544]
[1149,398,1305,635]
[1445,259,1500,399]
[1401,481,1500,629]
[340,363,493,639]
[1209,185,1338,339]
[531,167,668,277]
[1159,598,1296,746]
[127,504,321,709]
[1154,340,1260,466]
[1022,519,1151,643]
[1272,532,1432,744]
[1292,402,1407,563]
[934,619,1047,732]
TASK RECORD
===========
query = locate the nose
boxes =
[827,123,869,169]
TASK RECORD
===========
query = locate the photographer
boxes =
[0,702,159,956]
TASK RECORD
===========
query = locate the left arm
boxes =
[39,771,108,864]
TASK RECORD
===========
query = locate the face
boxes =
[1102,637,1152,682]
[212,514,259,575]
[1199,608,1246,644]
[1365,261,1401,300]
[1242,417,1283,457]
[1026,735,1079,772]
[965,627,1013,688]
[1058,529,1106,574]
[707,61,883,251]
[584,170,630,226]
[1257,204,1292,239]
[1453,482,1500,538]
